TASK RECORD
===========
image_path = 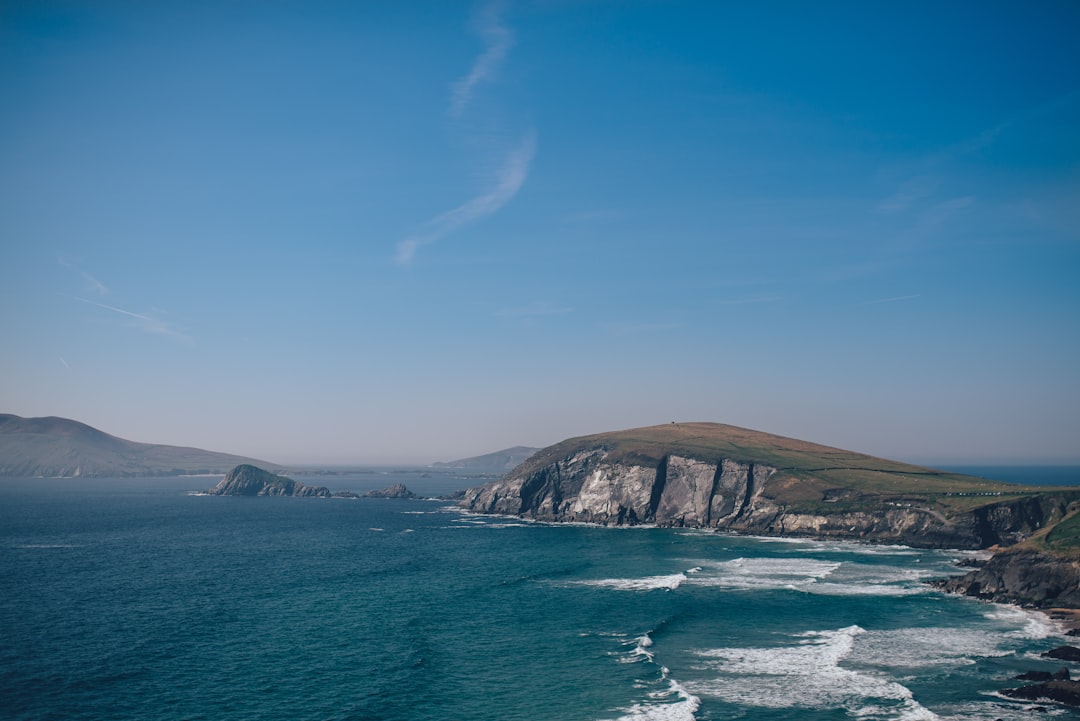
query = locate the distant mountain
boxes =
[432,446,539,473]
[0,414,278,478]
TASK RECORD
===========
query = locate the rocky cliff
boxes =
[206,465,331,497]
[459,423,1080,550]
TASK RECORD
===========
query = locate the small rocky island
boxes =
[206,465,340,497]
[364,483,418,499]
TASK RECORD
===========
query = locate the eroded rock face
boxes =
[459,449,1075,550]
[460,451,777,529]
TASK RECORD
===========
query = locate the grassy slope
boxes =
[512,422,1069,518]
[1021,508,1080,557]
[0,414,276,476]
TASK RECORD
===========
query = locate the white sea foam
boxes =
[605,678,701,721]
[803,563,936,597]
[847,627,1011,668]
[688,626,940,720]
[688,557,840,590]
[618,633,657,664]
[983,605,1062,640]
[576,573,689,592]
[920,699,1073,720]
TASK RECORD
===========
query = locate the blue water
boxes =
[936,465,1080,487]
[2,472,1079,721]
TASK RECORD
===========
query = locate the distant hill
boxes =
[0,414,278,478]
[432,446,539,473]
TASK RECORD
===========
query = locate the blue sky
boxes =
[2,1,1078,465]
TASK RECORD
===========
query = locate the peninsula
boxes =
[461,422,1078,548]
[460,422,1080,606]
[0,414,277,478]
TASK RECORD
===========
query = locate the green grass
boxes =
[1041,511,1080,552]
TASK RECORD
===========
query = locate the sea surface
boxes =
[3,470,1080,721]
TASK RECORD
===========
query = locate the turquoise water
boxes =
[2,473,1078,720]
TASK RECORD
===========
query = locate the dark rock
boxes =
[1044,646,1080,663]
[364,484,418,499]
[1001,678,1080,706]
[332,491,360,499]
[1017,671,1056,682]
[935,550,1080,608]
[956,557,988,568]
[1016,668,1070,681]
[206,465,332,497]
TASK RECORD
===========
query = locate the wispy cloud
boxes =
[496,301,572,318]
[715,293,781,306]
[396,131,536,264]
[876,175,939,214]
[600,321,683,336]
[449,1,514,118]
[58,255,109,295]
[859,293,921,306]
[76,297,192,344]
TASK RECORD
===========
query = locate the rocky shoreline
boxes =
[929,549,1080,708]
[932,549,1080,608]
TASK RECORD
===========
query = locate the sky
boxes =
[1,1,1078,466]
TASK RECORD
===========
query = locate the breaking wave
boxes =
[688,626,940,720]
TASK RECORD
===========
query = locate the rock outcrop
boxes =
[364,484,418,499]
[935,549,1080,607]
[1001,678,1080,706]
[206,465,331,497]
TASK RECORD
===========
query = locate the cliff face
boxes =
[460,447,1076,550]
[937,550,1080,608]
[206,465,331,497]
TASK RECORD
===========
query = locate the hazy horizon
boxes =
[2,2,1078,466]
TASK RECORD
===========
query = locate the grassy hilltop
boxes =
[515,422,1060,518]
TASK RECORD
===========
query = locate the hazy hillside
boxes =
[432,445,539,473]
[0,414,278,477]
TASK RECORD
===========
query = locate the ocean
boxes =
[2,470,1079,721]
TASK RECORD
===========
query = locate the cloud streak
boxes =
[76,297,192,344]
[58,255,109,295]
[449,1,514,118]
[396,131,536,264]
[859,294,921,306]
[496,301,572,318]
